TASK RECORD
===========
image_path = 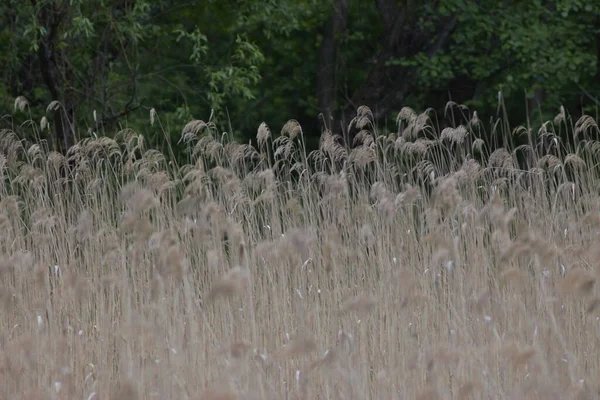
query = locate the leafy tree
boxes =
[316,0,600,136]
[2,0,600,154]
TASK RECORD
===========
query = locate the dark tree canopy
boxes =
[2,0,600,153]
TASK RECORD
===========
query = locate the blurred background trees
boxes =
[2,0,600,153]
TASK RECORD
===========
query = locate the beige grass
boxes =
[1,103,600,399]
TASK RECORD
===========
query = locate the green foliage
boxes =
[1,0,600,153]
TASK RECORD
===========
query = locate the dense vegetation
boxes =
[2,104,600,398]
[3,0,600,155]
[3,2,600,398]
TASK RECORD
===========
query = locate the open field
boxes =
[2,105,600,399]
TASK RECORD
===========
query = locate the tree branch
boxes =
[344,12,458,132]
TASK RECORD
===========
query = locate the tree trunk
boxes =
[595,14,600,83]
[340,2,457,145]
[34,0,74,153]
[316,0,349,132]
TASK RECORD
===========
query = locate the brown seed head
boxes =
[208,266,251,301]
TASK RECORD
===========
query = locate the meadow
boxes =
[1,102,600,399]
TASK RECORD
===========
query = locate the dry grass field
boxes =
[2,103,600,399]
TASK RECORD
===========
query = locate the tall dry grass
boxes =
[2,101,600,399]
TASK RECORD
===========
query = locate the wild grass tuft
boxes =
[2,102,600,398]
